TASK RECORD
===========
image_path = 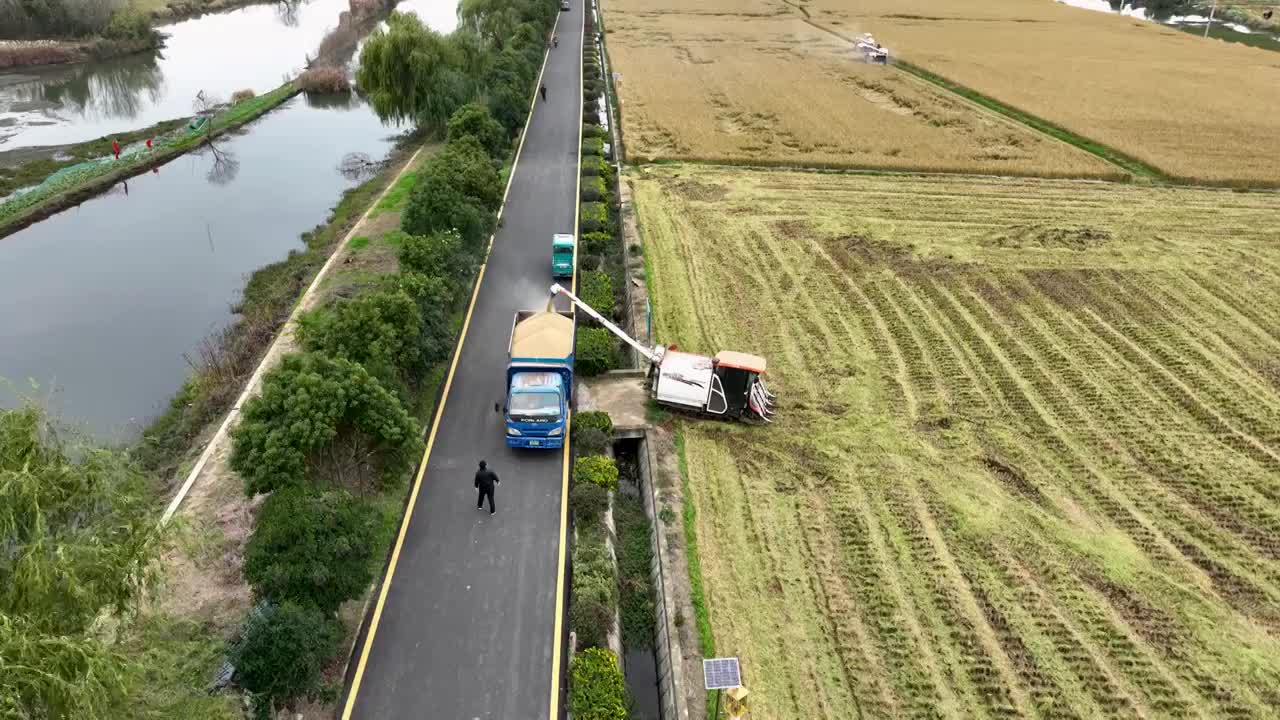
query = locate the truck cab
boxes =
[506,371,567,448]
[552,233,575,278]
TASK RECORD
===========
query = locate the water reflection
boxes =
[304,90,359,110]
[0,0,459,151]
[0,96,398,440]
[17,52,166,124]
[0,0,353,150]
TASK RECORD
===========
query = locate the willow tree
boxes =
[356,11,476,133]
[0,405,163,719]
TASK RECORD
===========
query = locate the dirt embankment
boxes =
[0,36,159,69]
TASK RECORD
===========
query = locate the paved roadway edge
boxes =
[159,143,427,526]
[549,4,587,717]
[338,4,580,716]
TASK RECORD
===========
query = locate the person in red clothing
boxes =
[145,138,152,150]
[111,139,120,159]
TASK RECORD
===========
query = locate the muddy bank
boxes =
[0,36,160,70]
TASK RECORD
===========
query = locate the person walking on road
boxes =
[475,460,500,515]
[553,35,558,48]
[540,84,547,101]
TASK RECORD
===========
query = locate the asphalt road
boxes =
[344,4,583,719]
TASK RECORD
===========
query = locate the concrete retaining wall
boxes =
[633,432,690,720]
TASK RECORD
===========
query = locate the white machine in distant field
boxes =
[550,283,776,423]
[856,33,889,63]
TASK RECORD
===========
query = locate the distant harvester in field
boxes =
[856,33,889,64]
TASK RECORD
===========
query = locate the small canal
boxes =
[0,0,454,439]
[613,436,663,720]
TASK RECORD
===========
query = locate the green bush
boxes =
[447,102,508,161]
[571,534,616,649]
[581,175,608,202]
[230,352,420,496]
[297,288,423,381]
[615,495,655,650]
[581,231,613,256]
[402,136,502,249]
[575,454,619,491]
[570,480,609,527]
[575,410,614,436]
[579,270,614,319]
[396,229,476,292]
[581,156,610,177]
[243,487,378,613]
[576,327,617,377]
[569,647,627,720]
[573,427,610,457]
[230,601,341,719]
[580,202,609,233]
[583,125,607,139]
[582,136,604,157]
[104,9,152,41]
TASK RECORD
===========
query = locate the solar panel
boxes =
[703,657,742,690]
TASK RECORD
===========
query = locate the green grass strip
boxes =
[674,424,719,718]
[894,61,1165,181]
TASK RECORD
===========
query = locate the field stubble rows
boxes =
[635,165,1280,719]
[603,0,1118,178]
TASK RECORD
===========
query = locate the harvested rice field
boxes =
[634,164,1280,719]
[798,0,1280,185]
[602,0,1119,178]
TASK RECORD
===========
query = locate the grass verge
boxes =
[674,424,717,718]
[894,61,1165,182]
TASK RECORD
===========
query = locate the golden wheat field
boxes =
[602,0,1118,178]
[797,0,1280,184]
[634,164,1280,719]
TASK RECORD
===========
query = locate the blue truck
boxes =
[505,309,574,449]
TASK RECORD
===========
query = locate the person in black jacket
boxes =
[475,460,500,515]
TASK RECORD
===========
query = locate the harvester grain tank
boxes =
[549,283,776,422]
[505,309,575,448]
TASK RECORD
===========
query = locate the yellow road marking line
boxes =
[548,4,586,717]
[339,11,564,718]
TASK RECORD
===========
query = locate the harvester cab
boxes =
[549,283,776,422]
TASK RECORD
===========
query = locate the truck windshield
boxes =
[509,392,560,415]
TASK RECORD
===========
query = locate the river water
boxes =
[0,0,459,151]
[1057,0,1280,51]
[0,0,455,439]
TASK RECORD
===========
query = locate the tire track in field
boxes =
[1090,272,1280,454]
[916,278,1217,714]
[1078,305,1280,469]
[803,238,1038,717]
[977,273,1280,617]
[1007,272,1280,585]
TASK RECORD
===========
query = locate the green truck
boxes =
[552,233,575,278]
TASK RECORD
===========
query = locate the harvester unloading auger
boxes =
[549,284,777,423]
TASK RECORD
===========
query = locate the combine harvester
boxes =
[549,283,776,423]
[856,33,889,64]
